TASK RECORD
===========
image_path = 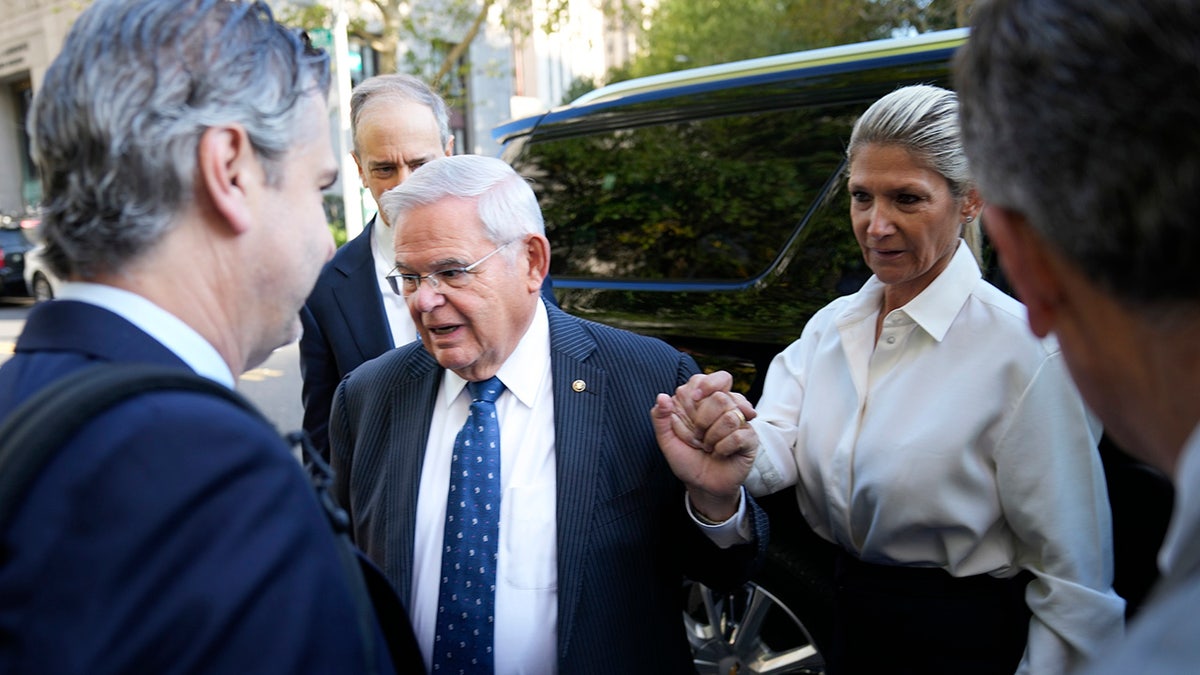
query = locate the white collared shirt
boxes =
[371,218,420,347]
[746,242,1124,673]
[58,282,234,387]
[411,299,559,674]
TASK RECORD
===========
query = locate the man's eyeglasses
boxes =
[386,241,513,297]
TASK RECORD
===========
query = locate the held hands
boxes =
[651,371,758,522]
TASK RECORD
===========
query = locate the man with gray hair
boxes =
[0,0,416,671]
[330,154,765,673]
[300,73,456,460]
[956,0,1200,671]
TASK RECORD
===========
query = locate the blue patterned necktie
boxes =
[433,376,505,674]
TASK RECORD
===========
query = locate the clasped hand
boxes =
[651,371,758,522]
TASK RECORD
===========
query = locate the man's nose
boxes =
[408,277,446,312]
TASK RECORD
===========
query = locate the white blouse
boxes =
[746,242,1125,674]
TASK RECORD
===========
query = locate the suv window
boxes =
[530,106,846,282]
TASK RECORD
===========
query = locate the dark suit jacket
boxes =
[300,219,394,461]
[300,218,557,461]
[0,300,398,674]
[329,304,768,674]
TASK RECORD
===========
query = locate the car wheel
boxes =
[685,578,825,674]
[32,273,54,302]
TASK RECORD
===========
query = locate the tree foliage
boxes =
[271,0,974,104]
[617,0,974,81]
[270,0,575,91]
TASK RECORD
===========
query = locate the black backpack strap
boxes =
[0,362,400,675]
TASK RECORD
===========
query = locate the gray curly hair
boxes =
[29,0,331,279]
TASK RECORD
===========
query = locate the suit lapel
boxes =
[384,346,441,605]
[330,219,394,358]
[545,307,606,658]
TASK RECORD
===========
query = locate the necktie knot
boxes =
[468,376,505,404]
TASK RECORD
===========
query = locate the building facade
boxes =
[0,0,644,224]
[0,0,81,217]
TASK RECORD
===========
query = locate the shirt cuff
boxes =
[745,447,784,497]
[685,487,754,549]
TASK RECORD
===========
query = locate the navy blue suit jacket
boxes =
[300,219,393,461]
[300,219,557,461]
[0,300,396,674]
[329,304,768,674]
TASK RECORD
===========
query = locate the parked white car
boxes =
[22,244,60,302]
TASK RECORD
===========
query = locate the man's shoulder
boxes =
[333,225,374,263]
[302,233,381,340]
[310,228,375,290]
[548,307,696,376]
[65,383,286,464]
[0,365,300,541]
[0,374,367,674]
[1084,573,1200,674]
[343,340,436,388]
[3,357,282,457]
[551,307,676,351]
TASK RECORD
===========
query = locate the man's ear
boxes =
[984,204,1063,337]
[351,151,367,187]
[443,136,455,157]
[521,234,551,294]
[197,124,256,234]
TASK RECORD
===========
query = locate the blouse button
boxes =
[885,335,896,345]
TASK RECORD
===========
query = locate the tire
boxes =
[32,272,54,302]
[686,492,837,675]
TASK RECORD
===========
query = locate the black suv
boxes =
[496,28,1169,674]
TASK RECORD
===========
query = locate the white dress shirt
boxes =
[58,282,234,387]
[411,299,559,674]
[746,242,1125,674]
[370,218,420,347]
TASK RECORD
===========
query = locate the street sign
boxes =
[308,28,333,52]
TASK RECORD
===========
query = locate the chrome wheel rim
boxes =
[686,581,825,675]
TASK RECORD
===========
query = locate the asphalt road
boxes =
[0,299,305,433]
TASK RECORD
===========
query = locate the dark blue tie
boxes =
[433,376,504,674]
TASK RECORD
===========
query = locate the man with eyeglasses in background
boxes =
[300,74,555,461]
[299,74,454,461]
[328,154,767,674]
